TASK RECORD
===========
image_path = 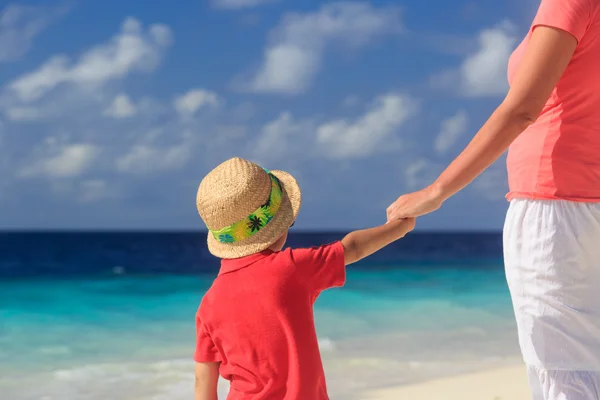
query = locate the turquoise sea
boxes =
[0,232,520,399]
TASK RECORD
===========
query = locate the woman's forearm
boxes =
[431,103,534,201]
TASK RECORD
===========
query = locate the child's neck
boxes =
[268,244,281,252]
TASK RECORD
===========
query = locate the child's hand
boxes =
[386,217,416,231]
[386,217,416,239]
[402,217,416,233]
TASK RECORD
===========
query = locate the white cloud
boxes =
[0,4,66,62]
[230,102,257,122]
[343,95,360,107]
[316,93,417,159]
[246,2,402,94]
[79,179,115,202]
[405,158,441,190]
[0,121,7,193]
[0,120,4,156]
[461,21,517,96]
[116,143,191,174]
[4,106,41,121]
[404,157,508,199]
[104,94,137,118]
[431,21,517,97]
[254,111,307,161]
[20,143,99,178]
[7,17,172,102]
[173,89,219,116]
[44,178,118,203]
[212,0,277,10]
[434,110,468,155]
[471,161,508,200]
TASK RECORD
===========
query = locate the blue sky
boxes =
[0,0,539,230]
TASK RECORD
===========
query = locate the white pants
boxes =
[504,199,600,399]
[527,367,600,399]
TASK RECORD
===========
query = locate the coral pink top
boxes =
[506,0,600,201]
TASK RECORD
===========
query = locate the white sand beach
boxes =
[365,365,530,400]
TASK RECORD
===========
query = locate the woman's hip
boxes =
[503,199,600,370]
[503,199,600,300]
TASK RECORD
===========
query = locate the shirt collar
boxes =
[219,249,274,275]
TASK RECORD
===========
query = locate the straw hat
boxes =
[196,157,301,259]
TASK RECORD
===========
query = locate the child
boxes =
[194,157,415,400]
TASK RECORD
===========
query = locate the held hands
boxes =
[393,217,416,235]
[386,185,445,222]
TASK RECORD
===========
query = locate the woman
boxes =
[387,0,600,398]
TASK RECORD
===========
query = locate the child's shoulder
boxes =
[282,241,345,270]
[286,241,344,257]
[198,284,217,311]
[262,242,343,264]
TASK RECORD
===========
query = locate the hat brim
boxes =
[206,169,301,259]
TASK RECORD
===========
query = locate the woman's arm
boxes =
[432,26,577,199]
[387,26,579,221]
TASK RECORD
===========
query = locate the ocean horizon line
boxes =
[0,229,502,235]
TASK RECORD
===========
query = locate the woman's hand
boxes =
[386,185,444,222]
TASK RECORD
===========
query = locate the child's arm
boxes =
[194,362,220,400]
[341,218,415,265]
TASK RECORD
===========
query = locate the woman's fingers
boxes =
[386,198,404,222]
[386,204,394,222]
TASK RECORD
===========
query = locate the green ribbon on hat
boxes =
[210,170,283,244]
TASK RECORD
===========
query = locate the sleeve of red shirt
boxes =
[194,313,221,363]
[290,241,346,294]
[532,0,594,43]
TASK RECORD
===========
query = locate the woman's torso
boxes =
[506,0,600,201]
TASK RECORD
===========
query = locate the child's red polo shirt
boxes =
[194,241,346,400]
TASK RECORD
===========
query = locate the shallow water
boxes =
[0,232,520,399]
[0,269,520,399]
